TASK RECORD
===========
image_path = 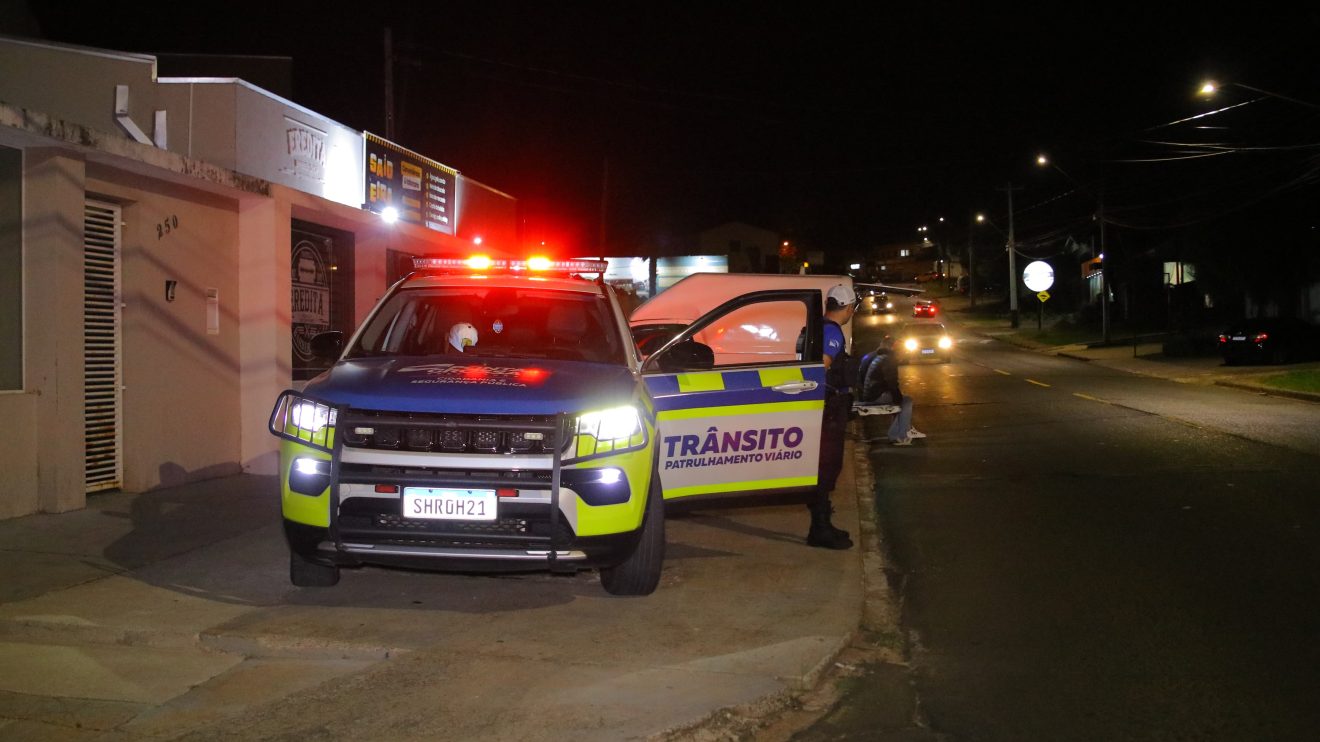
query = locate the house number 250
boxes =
[156,215,179,239]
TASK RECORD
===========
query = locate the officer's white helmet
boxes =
[448,322,478,352]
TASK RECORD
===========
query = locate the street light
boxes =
[1036,153,1080,186]
[968,213,987,308]
[1035,152,1110,344]
[917,223,948,279]
[1198,79,1320,110]
[933,217,948,282]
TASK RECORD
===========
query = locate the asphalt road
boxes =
[835,311,1320,740]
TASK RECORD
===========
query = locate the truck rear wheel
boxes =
[290,550,339,587]
[599,475,665,596]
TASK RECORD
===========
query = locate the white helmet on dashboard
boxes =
[448,322,478,352]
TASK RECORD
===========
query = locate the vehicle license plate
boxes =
[921,348,935,355]
[1231,336,1246,341]
[402,488,497,521]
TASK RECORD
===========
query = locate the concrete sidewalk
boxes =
[0,441,880,740]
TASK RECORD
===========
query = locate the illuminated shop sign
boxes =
[364,133,458,235]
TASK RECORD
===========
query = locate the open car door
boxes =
[641,289,824,502]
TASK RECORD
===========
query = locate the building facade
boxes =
[0,36,517,519]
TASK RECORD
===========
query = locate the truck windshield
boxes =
[347,286,624,364]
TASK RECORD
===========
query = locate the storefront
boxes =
[0,36,517,518]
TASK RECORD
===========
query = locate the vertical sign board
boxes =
[364,133,458,235]
[290,223,355,381]
[291,230,333,380]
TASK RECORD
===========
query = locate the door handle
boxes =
[771,381,818,394]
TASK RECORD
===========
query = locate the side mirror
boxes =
[656,339,715,372]
[310,331,344,361]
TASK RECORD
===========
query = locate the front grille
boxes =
[338,497,573,547]
[338,464,553,489]
[340,410,573,455]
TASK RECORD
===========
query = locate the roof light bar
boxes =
[411,256,607,274]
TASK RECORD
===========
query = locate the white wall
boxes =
[0,39,158,143]
[88,168,244,490]
[232,83,363,208]
[23,149,87,513]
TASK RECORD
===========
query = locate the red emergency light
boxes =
[411,256,607,275]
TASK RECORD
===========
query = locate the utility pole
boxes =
[1098,179,1110,344]
[998,183,1023,328]
[967,214,977,308]
[598,157,609,257]
[383,27,395,140]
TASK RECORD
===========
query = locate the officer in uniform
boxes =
[807,284,859,550]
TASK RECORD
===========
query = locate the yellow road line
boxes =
[1026,378,1051,387]
[1073,392,1111,404]
[993,369,1012,376]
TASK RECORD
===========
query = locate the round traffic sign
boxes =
[1022,260,1054,292]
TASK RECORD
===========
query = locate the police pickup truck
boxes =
[270,257,855,595]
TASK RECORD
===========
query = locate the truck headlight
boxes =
[291,402,333,433]
[904,338,918,351]
[578,406,642,441]
[938,336,953,349]
[269,392,338,452]
[569,406,645,461]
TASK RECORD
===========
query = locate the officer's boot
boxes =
[806,500,853,550]
[822,501,852,542]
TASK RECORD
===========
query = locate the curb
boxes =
[654,429,889,741]
[1213,379,1320,404]
[0,616,203,650]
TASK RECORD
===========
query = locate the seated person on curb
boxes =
[856,333,926,446]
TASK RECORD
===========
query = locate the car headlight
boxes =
[938,336,953,349]
[904,338,918,351]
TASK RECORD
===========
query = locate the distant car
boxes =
[912,301,938,318]
[861,292,894,314]
[1219,317,1320,365]
[898,322,953,364]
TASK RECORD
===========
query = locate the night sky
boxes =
[12,2,1320,262]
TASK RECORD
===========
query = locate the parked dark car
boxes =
[1218,317,1320,365]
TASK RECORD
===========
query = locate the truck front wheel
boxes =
[290,550,340,587]
[599,475,665,596]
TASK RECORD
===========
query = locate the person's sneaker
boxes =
[908,428,927,439]
[891,436,912,447]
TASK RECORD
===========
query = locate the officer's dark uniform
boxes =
[807,310,856,550]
